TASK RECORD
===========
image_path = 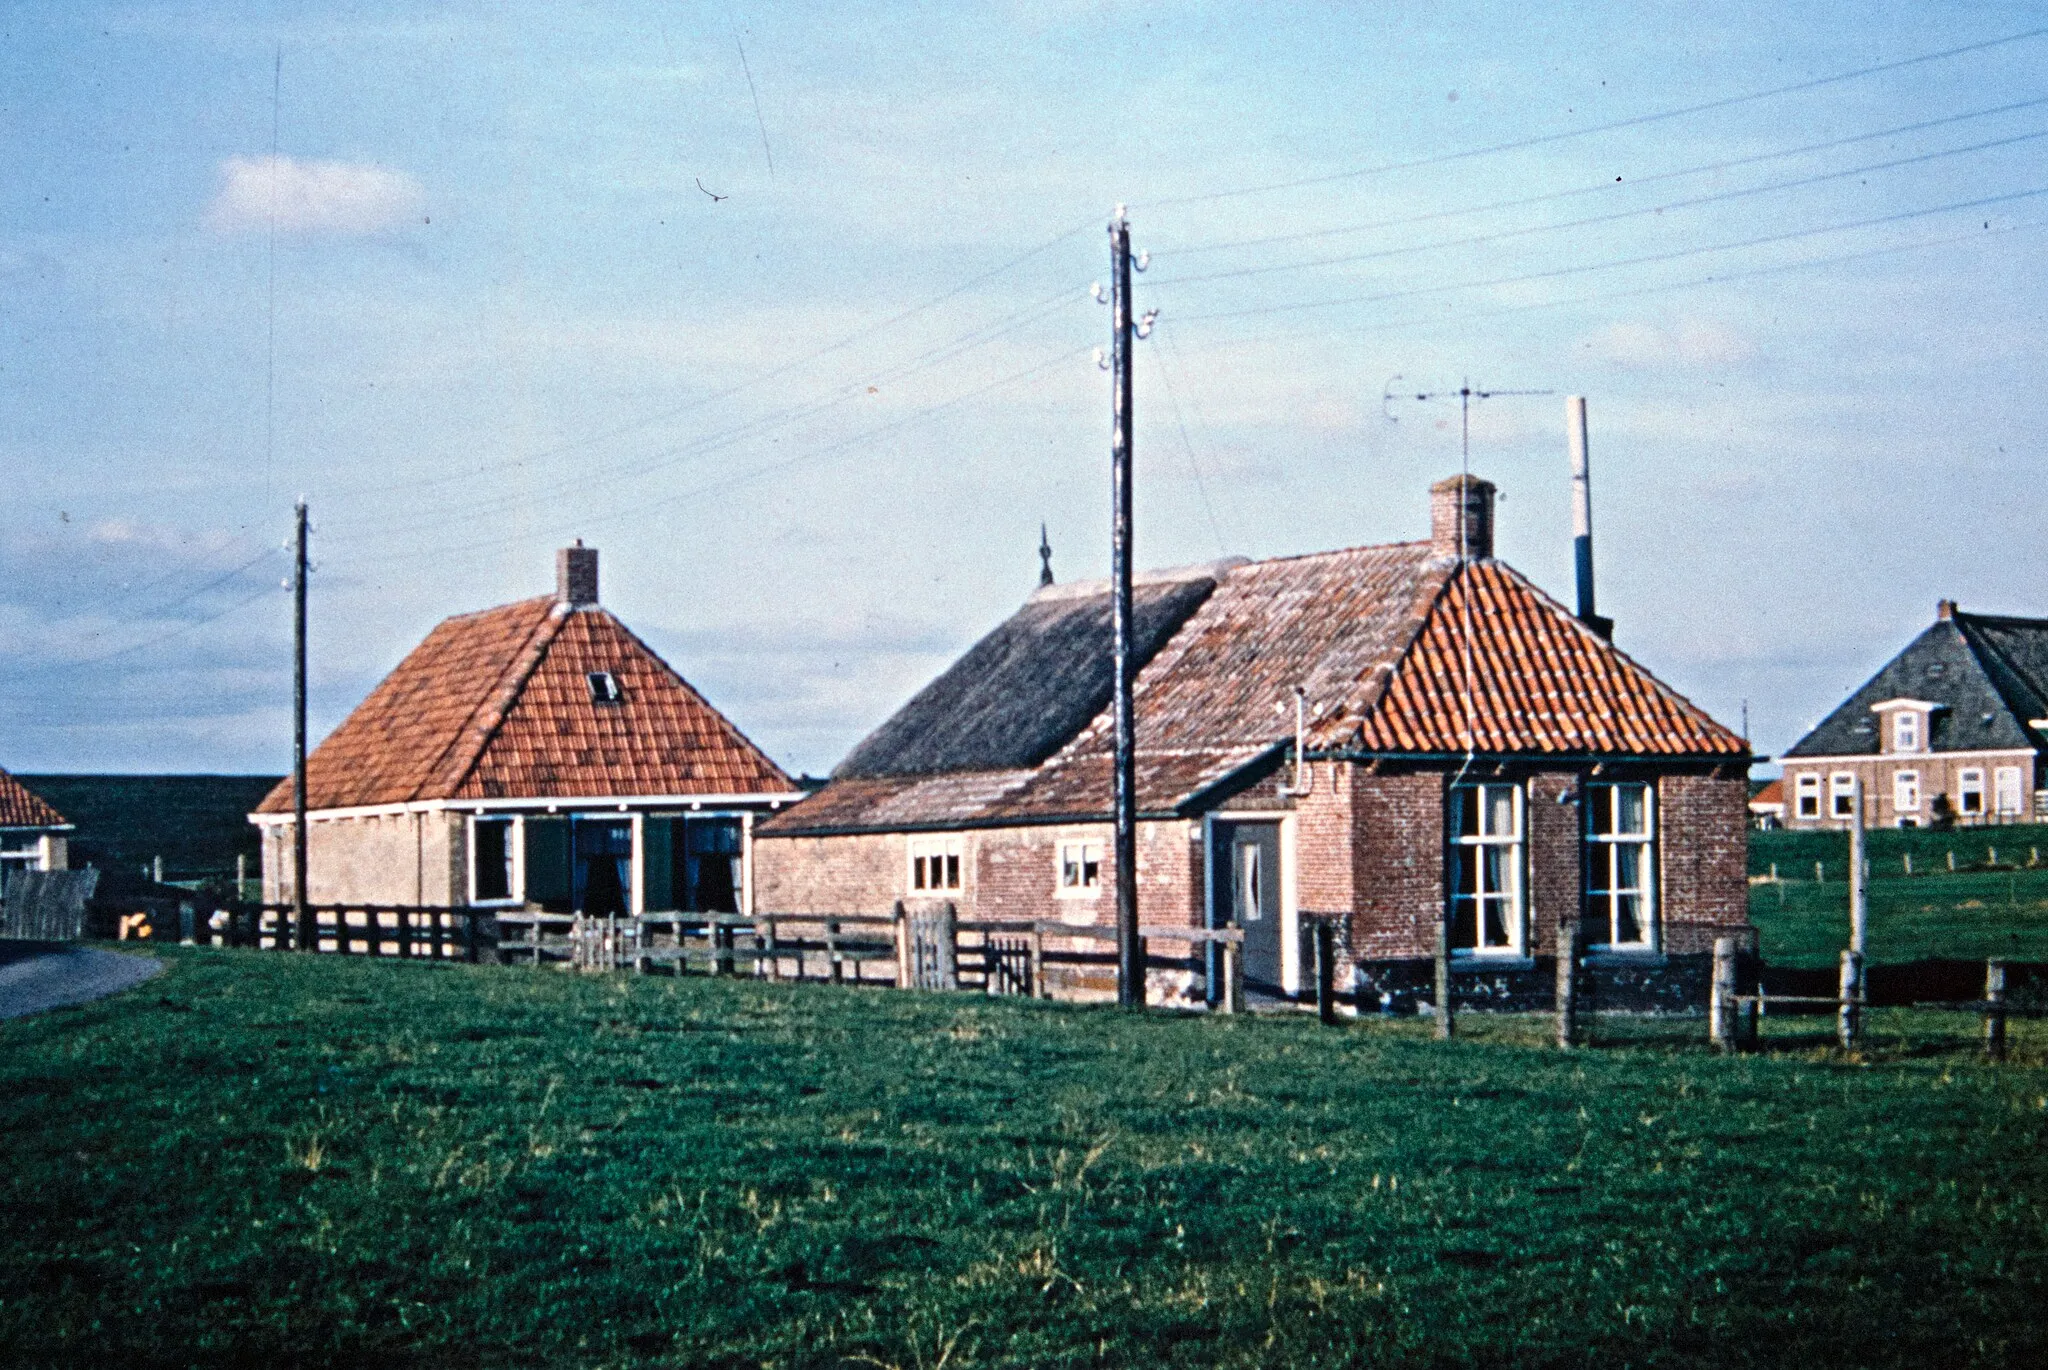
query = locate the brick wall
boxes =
[1659,770,1750,952]
[1781,754,2039,830]
[261,811,463,905]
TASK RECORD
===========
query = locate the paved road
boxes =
[0,941,163,1020]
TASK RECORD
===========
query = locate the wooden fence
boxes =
[0,869,101,940]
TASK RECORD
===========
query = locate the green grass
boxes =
[4,950,2047,1369]
[1750,827,2048,966]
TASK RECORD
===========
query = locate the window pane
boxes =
[1454,789,1480,838]
[1450,899,1477,950]
[1454,847,1479,897]
[1082,849,1100,886]
[1615,843,1641,894]
[1481,845,1509,898]
[1587,844,1612,897]
[1481,896,1511,948]
[914,856,929,890]
[945,854,960,888]
[1616,785,1646,836]
[475,821,510,901]
[1486,786,1516,837]
[1614,893,1642,945]
[1587,785,1612,836]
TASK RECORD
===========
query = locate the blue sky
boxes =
[4,1,2045,777]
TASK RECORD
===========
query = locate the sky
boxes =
[4,1,2045,780]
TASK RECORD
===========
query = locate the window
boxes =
[1893,710,1920,753]
[1958,768,1985,816]
[1830,772,1857,819]
[1893,770,1920,815]
[909,836,962,892]
[1057,840,1101,894]
[1996,766,2024,816]
[470,816,518,902]
[1796,773,1821,819]
[1450,783,1523,955]
[586,671,622,704]
[1584,782,1655,950]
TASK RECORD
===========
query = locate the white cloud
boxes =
[204,156,424,236]
[1583,318,1758,370]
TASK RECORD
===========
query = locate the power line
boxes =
[58,576,280,669]
[1139,27,2048,210]
[1150,96,2048,260]
[1170,184,2048,326]
[1149,127,2048,288]
[1144,322,1228,556]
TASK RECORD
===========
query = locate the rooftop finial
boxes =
[1038,523,1055,587]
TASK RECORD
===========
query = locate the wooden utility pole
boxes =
[293,497,311,952]
[1109,207,1140,1009]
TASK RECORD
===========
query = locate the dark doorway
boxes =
[1211,820,1282,996]
[573,819,633,916]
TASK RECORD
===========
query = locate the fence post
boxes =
[1134,934,1148,1008]
[891,901,910,989]
[1029,924,1046,999]
[1434,917,1455,1041]
[1711,936,1738,1052]
[1315,919,1338,1026]
[1555,924,1577,1050]
[179,902,195,945]
[936,902,960,991]
[1837,948,1863,1050]
[1222,939,1243,1015]
[1985,959,2008,1063]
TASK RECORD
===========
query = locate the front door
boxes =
[1213,821,1282,995]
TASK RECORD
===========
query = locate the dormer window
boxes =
[1893,710,1919,752]
[587,671,623,704]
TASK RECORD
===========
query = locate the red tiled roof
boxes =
[257,597,792,813]
[764,542,1743,836]
[0,767,66,828]
[1750,778,1785,809]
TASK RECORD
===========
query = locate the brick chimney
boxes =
[1937,598,1957,621]
[1430,474,1496,561]
[557,541,598,607]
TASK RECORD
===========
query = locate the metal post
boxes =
[1849,775,1867,956]
[292,497,311,952]
[1566,395,1598,626]
[1109,208,1140,1009]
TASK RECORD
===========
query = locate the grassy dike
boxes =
[2,948,2046,1368]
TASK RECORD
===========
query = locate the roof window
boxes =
[587,671,623,704]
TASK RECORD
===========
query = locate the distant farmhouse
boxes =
[1781,600,2048,829]
[0,766,72,879]
[756,476,1751,1005]
[250,546,803,914]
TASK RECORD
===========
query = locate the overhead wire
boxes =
[1138,27,2047,210]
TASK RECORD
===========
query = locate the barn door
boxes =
[1212,821,1282,994]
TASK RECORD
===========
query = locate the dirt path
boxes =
[0,941,163,1020]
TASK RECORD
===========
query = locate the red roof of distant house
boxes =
[256,597,792,813]
[1750,778,1785,810]
[764,543,1745,836]
[0,767,67,828]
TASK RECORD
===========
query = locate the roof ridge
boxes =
[419,600,570,800]
[1326,556,1459,745]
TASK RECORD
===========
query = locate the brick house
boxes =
[0,766,71,881]
[250,545,803,913]
[755,476,1752,1009]
[1780,600,2048,830]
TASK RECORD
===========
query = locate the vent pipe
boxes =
[1566,396,1613,639]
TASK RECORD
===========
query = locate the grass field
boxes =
[1749,826,2048,966]
[3,950,2046,1368]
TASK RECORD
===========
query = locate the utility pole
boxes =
[293,497,311,952]
[1109,207,1140,1009]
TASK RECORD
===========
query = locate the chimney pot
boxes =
[557,542,599,606]
[1429,474,1497,561]
[1937,598,1957,621]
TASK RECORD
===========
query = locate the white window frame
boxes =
[1958,768,1986,816]
[1893,710,1920,753]
[1055,838,1102,896]
[1995,766,2024,816]
[1829,772,1859,819]
[467,813,524,905]
[1795,773,1821,819]
[1450,783,1525,957]
[1893,770,1920,816]
[907,835,962,893]
[1584,782,1656,951]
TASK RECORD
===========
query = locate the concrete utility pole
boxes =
[1109,207,1140,1009]
[293,497,311,952]
[1849,773,1867,955]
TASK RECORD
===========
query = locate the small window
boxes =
[1795,773,1821,819]
[1893,711,1920,753]
[587,671,622,704]
[1584,782,1656,950]
[1830,772,1857,819]
[1958,769,1986,815]
[1894,770,1920,815]
[1057,840,1102,894]
[1995,767,2024,816]
[470,816,517,903]
[908,836,962,893]
[1450,783,1524,955]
